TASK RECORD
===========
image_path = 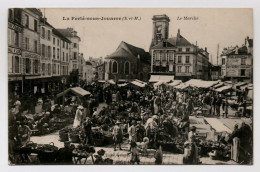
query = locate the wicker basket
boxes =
[59,132,69,142]
[93,138,104,146]
[69,134,80,143]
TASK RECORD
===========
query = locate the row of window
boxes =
[178,48,190,52]
[153,54,190,64]
[153,52,174,61]
[24,14,38,32]
[8,56,40,74]
[108,61,130,74]
[177,66,190,73]
[41,27,51,40]
[222,58,247,65]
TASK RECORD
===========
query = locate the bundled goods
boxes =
[69,127,81,143]
[19,141,38,154]
[198,140,231,160]
[35,142,58,164]
[102,129,114,145]
[59,127,72,142]
[92,131,105,146]
[72,144,95,157]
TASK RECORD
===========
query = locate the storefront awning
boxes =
[56,87,91,98]
[149,75,174,83]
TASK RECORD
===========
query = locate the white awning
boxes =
[215,85,232,92]
[168,80,183,87]
[118,83,128,87]
[175,83,190,89]
[130,79,147,87]
[204,118,232,134]
[149,75,174,83]
[184,79,219,88]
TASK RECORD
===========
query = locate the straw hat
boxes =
[77,105,84,109]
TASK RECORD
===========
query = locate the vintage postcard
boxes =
[8,8,253,165]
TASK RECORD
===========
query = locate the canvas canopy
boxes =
[168,80,182,87]
[118,83,129,87]
[154,81,168,86]
[149,75,174,83]
[107,79,116,85]
[215,85,232,93]
[56,87,91,98]
[204,118,232,134]
[130,79,147,88]
[184,79,219,88]
[213,82,224,89]
[175,83,191,89]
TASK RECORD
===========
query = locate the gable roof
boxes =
[150,40,176,49]
[56,28,81,40]
[117,41,146,57]
[151,34,192,49]
[106,47,137,62]
[222,46,250,56]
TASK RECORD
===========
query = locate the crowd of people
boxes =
[8,80,253,165]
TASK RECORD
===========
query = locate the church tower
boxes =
[150,14,170,49]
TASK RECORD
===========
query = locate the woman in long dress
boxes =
[188,126,200,164]
[73,106,83,128]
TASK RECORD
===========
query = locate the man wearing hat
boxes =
[112,120,123,151]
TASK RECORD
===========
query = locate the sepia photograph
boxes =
[7,8,253,165]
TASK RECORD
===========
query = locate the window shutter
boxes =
[8,55,12,73]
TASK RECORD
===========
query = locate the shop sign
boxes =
[8,22,23,32]
[8,47,22,55]
[23,52,41,59]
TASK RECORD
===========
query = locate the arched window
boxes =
[112,61,118,73]
[124,61,130,74]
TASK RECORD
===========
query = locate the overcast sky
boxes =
[42,8,253,65]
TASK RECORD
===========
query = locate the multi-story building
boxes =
[13,8,42,94]
[149,14,209,82]
[8,8,25,95]
[83,61,94,83]
[38,17,54,93]
[105,41,151,82]
[51,28,71,87]
[220,37,253,83]
[57,28,81,83]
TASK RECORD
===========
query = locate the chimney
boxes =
[205,47,207,52]
[177,28,180,38]
[43,17,47,22]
